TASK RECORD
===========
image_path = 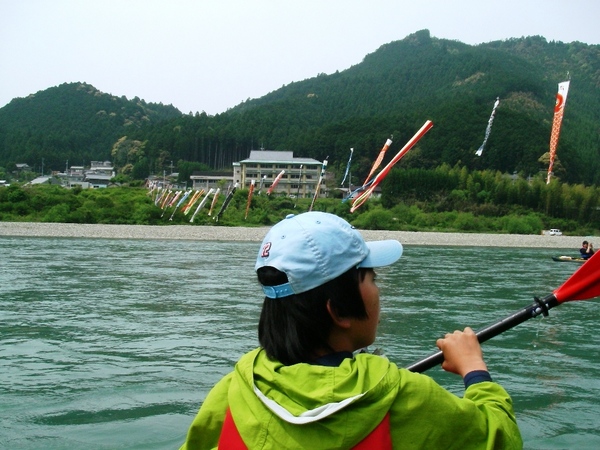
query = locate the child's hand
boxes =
[436,327,488,377]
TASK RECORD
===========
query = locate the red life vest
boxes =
[218,409,247,450]
[218,408,392,449]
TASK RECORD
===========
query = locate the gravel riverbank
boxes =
[0,221,592,249]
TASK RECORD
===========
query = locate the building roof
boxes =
[85,174,112,181]
[28,176,53,185]
[240,150,321,165]
[191,171,232,177]
[90,161,113,168]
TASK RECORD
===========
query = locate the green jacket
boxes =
[180,348,522,449]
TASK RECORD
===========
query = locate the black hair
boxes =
[257,266,369,365]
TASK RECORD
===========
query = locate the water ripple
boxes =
[1,238,598,449]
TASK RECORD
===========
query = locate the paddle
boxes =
[407,251,600,373]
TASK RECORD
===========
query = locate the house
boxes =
[27,176,63,186]
[88,161,115,176]
[233,150,324,198]
[66,165,85,187]
[83,161,115,188]
[60,162,114,188]
[84,173,112,188]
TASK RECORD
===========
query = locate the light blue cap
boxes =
[255,212,402,298]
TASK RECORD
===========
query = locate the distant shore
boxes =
[0,221,592,249]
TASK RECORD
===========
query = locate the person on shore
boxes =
[179,211,522,449]
[579,240,595,259]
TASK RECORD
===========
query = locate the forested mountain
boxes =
[0,83,181,172]
[1,30,598,185]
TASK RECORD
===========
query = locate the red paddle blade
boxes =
[554,251,600,303]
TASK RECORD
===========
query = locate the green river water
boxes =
[1,237,598,449]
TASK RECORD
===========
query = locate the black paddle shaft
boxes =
[406,294,560,373]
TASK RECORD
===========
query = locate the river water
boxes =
[1,236,598,449]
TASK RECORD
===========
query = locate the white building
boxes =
[233,150,324,198]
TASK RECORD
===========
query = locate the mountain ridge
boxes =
[1,30,598,184]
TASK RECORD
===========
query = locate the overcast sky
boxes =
[1,0,598,115]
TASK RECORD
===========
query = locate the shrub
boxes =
[351,208,394,230]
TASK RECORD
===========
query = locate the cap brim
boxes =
[359,240,402,268]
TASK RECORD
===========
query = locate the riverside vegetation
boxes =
[1,164,598,236]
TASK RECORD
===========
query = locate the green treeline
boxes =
[1,165,598,235]
[376,164,599,234]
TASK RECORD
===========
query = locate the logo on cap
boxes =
[260,242,272,258]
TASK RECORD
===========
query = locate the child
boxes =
[180,211,522,449]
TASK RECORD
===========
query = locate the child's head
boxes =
[255,212,402,364]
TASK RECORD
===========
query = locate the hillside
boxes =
[0,82,181,172]
[225,31,599,184]
[0,30,598,185]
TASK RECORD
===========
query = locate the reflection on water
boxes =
[1,237,598,449]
